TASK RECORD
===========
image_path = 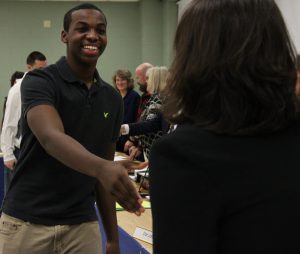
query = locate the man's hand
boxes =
[4,159,16,170]
[124,140,134,153]
[98,160,148,215]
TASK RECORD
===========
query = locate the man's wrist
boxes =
[3,153,16,162]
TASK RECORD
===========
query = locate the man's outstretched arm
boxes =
[27,104,146,214]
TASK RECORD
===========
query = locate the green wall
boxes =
[0,0,178,121]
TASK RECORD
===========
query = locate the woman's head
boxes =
[10,71,24,87]
[164,0,297,135]
[112,69,134,93]
[146,66,168,95]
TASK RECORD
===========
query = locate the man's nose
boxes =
[86,29,98,40]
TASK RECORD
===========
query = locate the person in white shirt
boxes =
[1,71,24,128]
[0,51,47,193]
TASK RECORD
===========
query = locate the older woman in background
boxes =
[113,69,140,152]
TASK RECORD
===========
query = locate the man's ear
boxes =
[61,30,68,43]
[27,64,33,71]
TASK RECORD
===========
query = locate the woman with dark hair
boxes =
[112,69,140,152]
[10,71,24,87]
[149,0,300,253]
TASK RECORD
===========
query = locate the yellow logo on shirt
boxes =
[104,112,109,118]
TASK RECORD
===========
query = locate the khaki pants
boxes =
[0,213,102,254]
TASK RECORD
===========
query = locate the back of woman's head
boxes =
[10,71,24,87]
[147,66,168,95]
[164,0,298,135]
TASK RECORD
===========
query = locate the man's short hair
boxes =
[26,51,46,65]
[63,3,107,32]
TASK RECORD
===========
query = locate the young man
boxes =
[0,4,145,254]
[0,51,47,193]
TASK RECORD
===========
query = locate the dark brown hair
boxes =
[10,71,24,87]
[163,0,298,135]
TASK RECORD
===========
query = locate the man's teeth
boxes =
[84,45,97,50]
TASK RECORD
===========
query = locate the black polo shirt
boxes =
[2,57,123,225]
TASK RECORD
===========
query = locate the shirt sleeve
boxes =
[21,70,56,119]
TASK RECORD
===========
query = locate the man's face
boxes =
[30,60,47,70]
[135,69,147,93]
[61,8,107,67]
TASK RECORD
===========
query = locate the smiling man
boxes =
[0,4,145,254]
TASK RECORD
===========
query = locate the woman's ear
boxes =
[61,30,68,43]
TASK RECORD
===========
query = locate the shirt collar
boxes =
[56,56,101,86]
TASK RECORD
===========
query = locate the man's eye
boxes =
[77,27,88,32]
[97,29,106,35]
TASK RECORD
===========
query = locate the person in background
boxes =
[0,4,145,254]
[1,71,24,128]
[150,0,300,253]
[10,71,25,88]
[1,51,47,194]
[112,69,140,152]
[123,63,154,161]
[135,62,153,119]
[129,66,168,161]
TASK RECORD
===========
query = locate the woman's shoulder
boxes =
[147,94,162,106]
[152,124,201,149]
[128,89,140,98]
